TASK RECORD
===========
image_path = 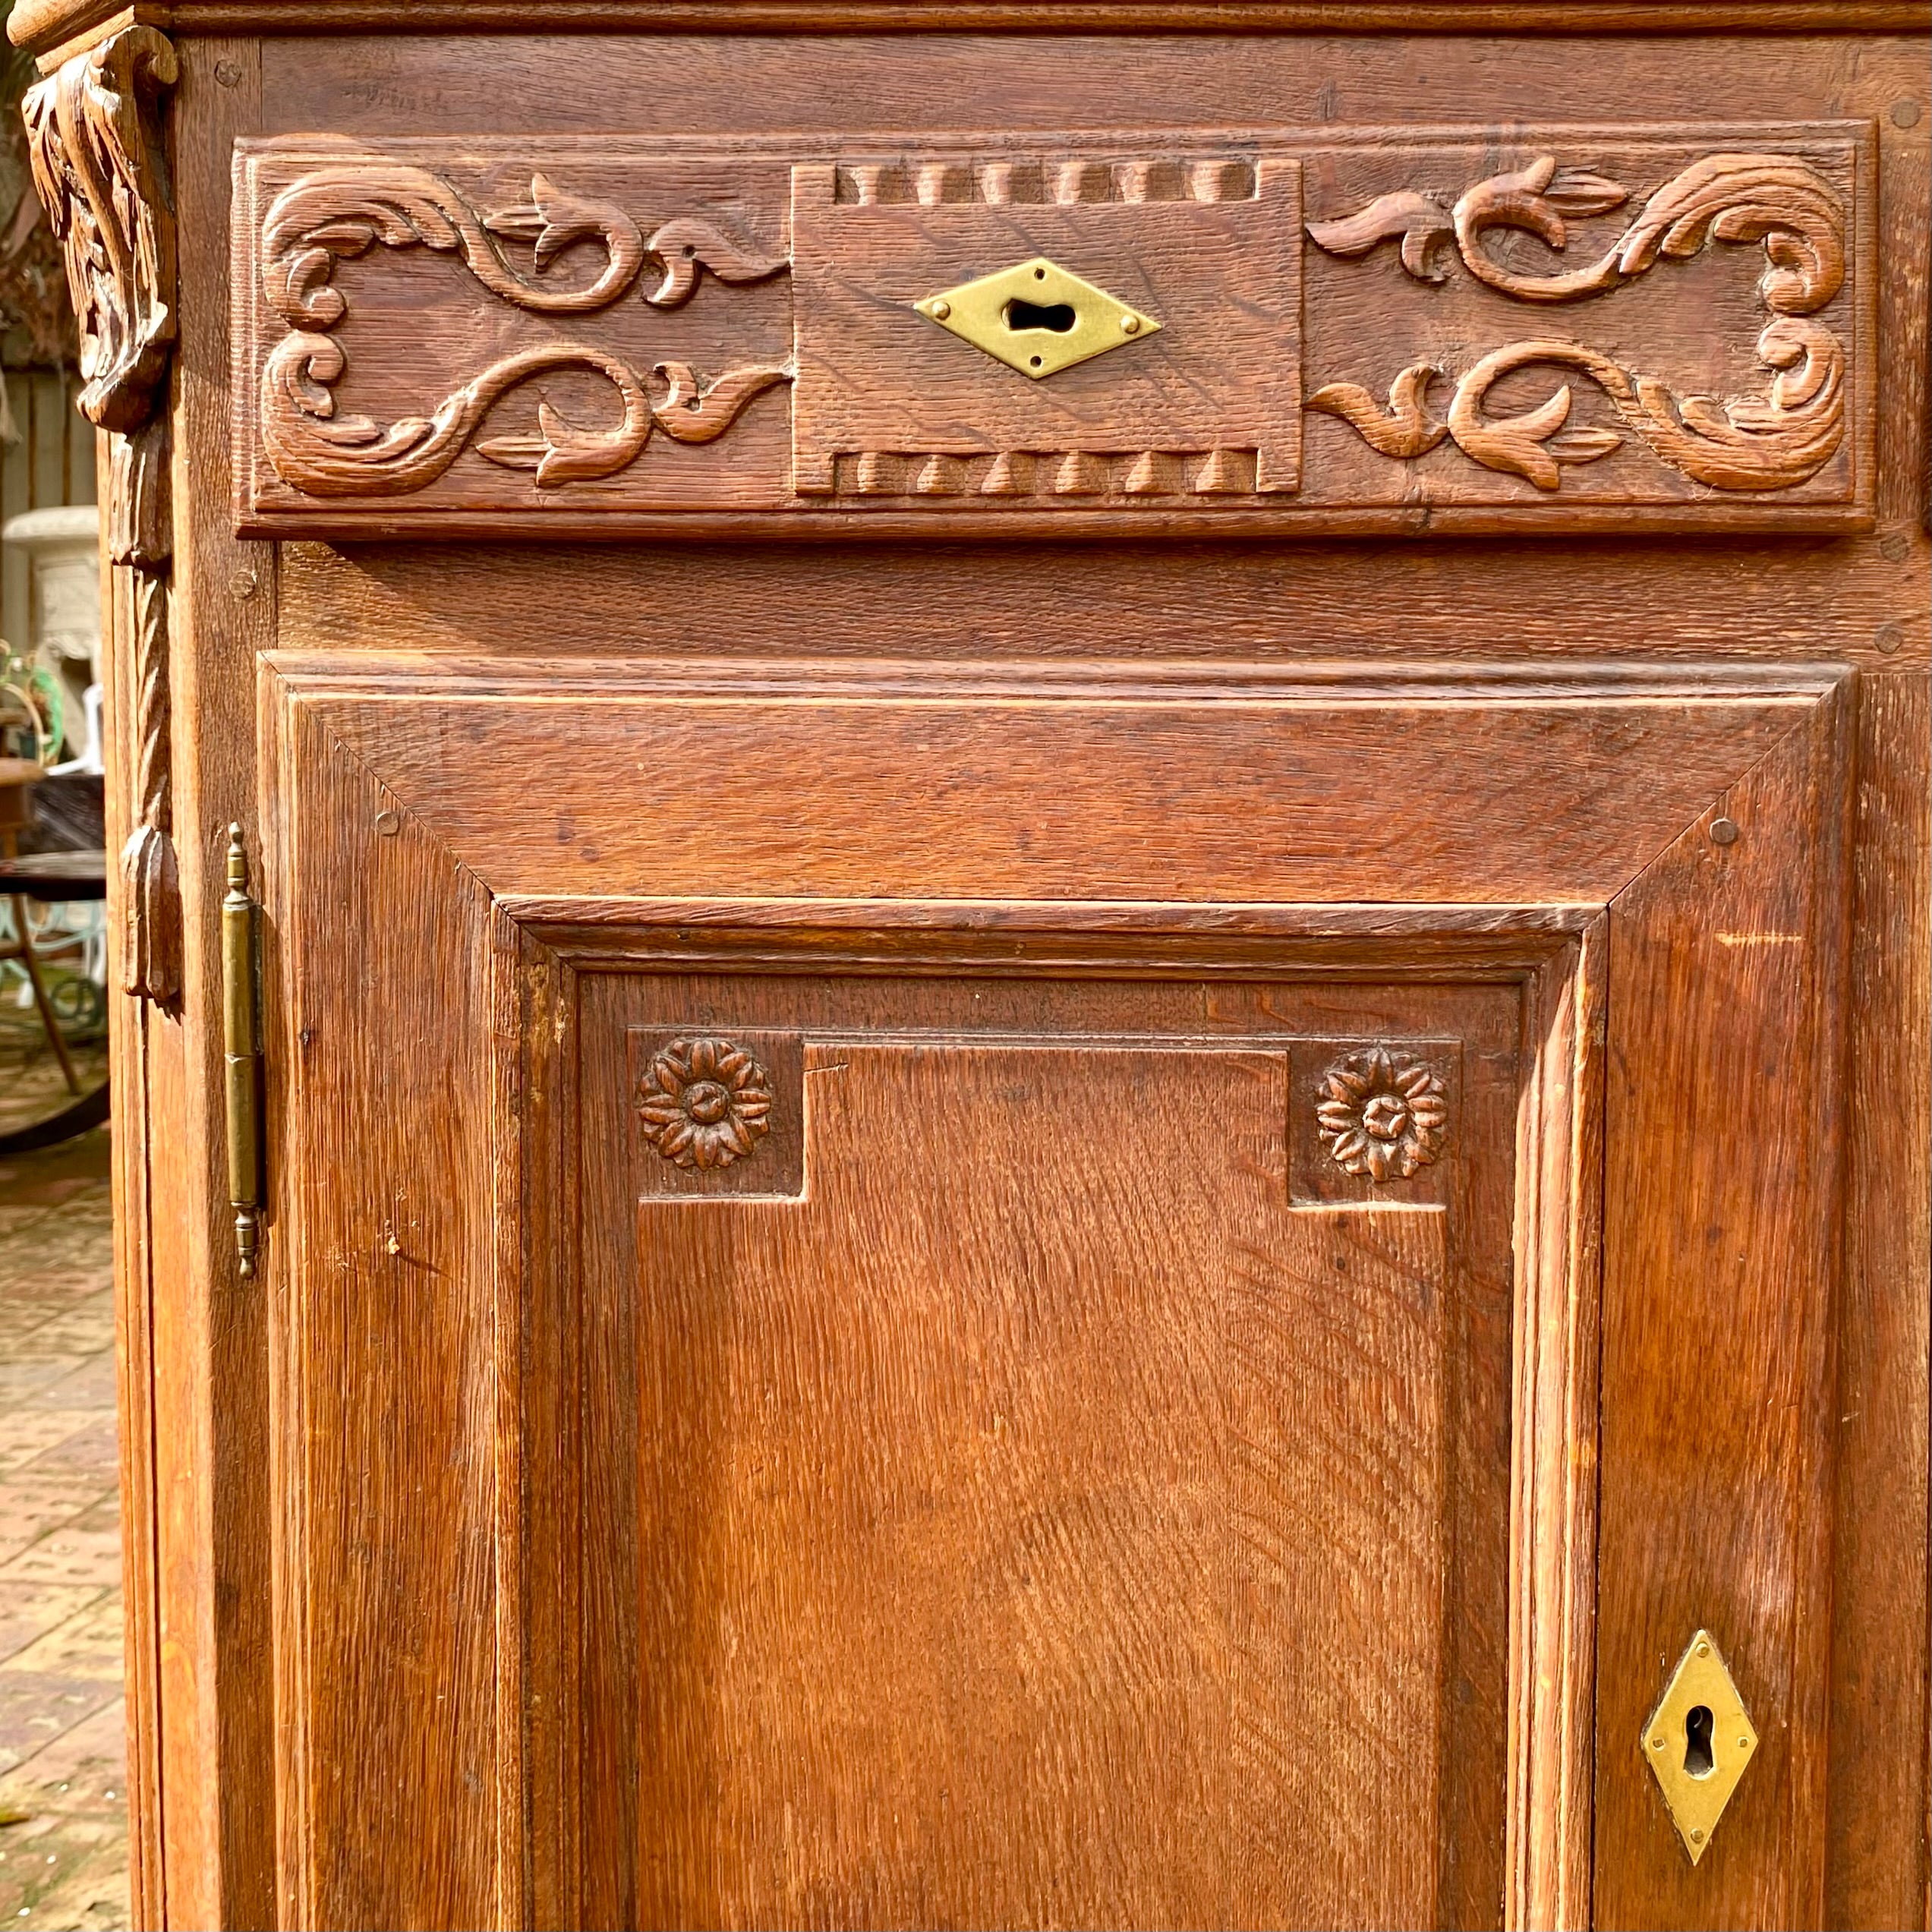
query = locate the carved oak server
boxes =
[13,3,1928,1930]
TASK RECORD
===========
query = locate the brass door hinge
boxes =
[222,824,263,1277]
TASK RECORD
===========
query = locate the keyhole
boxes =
[1684,1705,1716,1779]
[1004,298,1078,335]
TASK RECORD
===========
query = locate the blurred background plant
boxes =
[0,26,97,768]
[2,635,61,762]
[0,16,108,1131]
[0,24,125,1932]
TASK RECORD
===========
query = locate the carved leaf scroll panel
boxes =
[257,162,790,497]
[1305,151,1850,493]
[231,125,1870,533]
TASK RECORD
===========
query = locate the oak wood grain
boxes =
[1826,672,1931,1927]
[553,969,1523,1929]
[101,546,165,1932]
[12,1,1932,59]
[158,36,277,1930]
[1506,918,1605,1930]
[1595,680,1852,1927]
[231,27,1927,559]
[255,644,1864,1924]
[266,698,503,1930]
[253,24,1932,153]
[275,535,1930,671]
[228,123,1875,538]
[269,654,1833,906]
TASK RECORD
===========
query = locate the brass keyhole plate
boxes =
[916,257,1161,380]
[1641,1628,1758,1864]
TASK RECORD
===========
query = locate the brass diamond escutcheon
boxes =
[1641,1629,1758,1865]
[916,257,1161,380]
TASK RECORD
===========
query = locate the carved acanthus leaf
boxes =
[1306,188,1458,282]
[263,164,648,326]
[1313,320,1843,494]
[481,172,635,276]
[108,415,173,569]
[23,24,178,435]
[258,162,792,498]
[651,361,793,442]
[267,338,657,496]
[1307,163,1638,290]
[643,217,790,308]
[1306,364,1449,459]
[24,27,181,1004]
[1306,150,1849,494]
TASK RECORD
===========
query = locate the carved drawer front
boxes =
[789,139,1301,500]
[233,121,1872,539]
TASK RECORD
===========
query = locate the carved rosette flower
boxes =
[1316,1048,1448,1183]
[638,1036,773,1170]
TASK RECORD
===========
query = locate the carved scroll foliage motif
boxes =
[23,26,177,437]
[260,165,790,496]
[24,27,180,1004]
[1306,153,1848,493]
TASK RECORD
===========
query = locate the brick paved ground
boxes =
[0,1127,129,1931]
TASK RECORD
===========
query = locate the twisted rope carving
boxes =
[131,567,170,835]
[120,559,178,1004]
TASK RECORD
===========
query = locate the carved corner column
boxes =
[24,24,181,1004]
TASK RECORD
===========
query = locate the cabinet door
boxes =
[259,654,1852,1930]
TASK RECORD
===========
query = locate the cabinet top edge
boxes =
[14,0,1932,58]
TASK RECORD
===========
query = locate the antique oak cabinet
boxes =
[12,0,1930,1925]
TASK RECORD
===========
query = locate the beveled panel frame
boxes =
[258,654,1851,1929]
[501,909,1589,1929]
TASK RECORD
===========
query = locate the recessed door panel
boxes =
[560,969,1521,1930]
